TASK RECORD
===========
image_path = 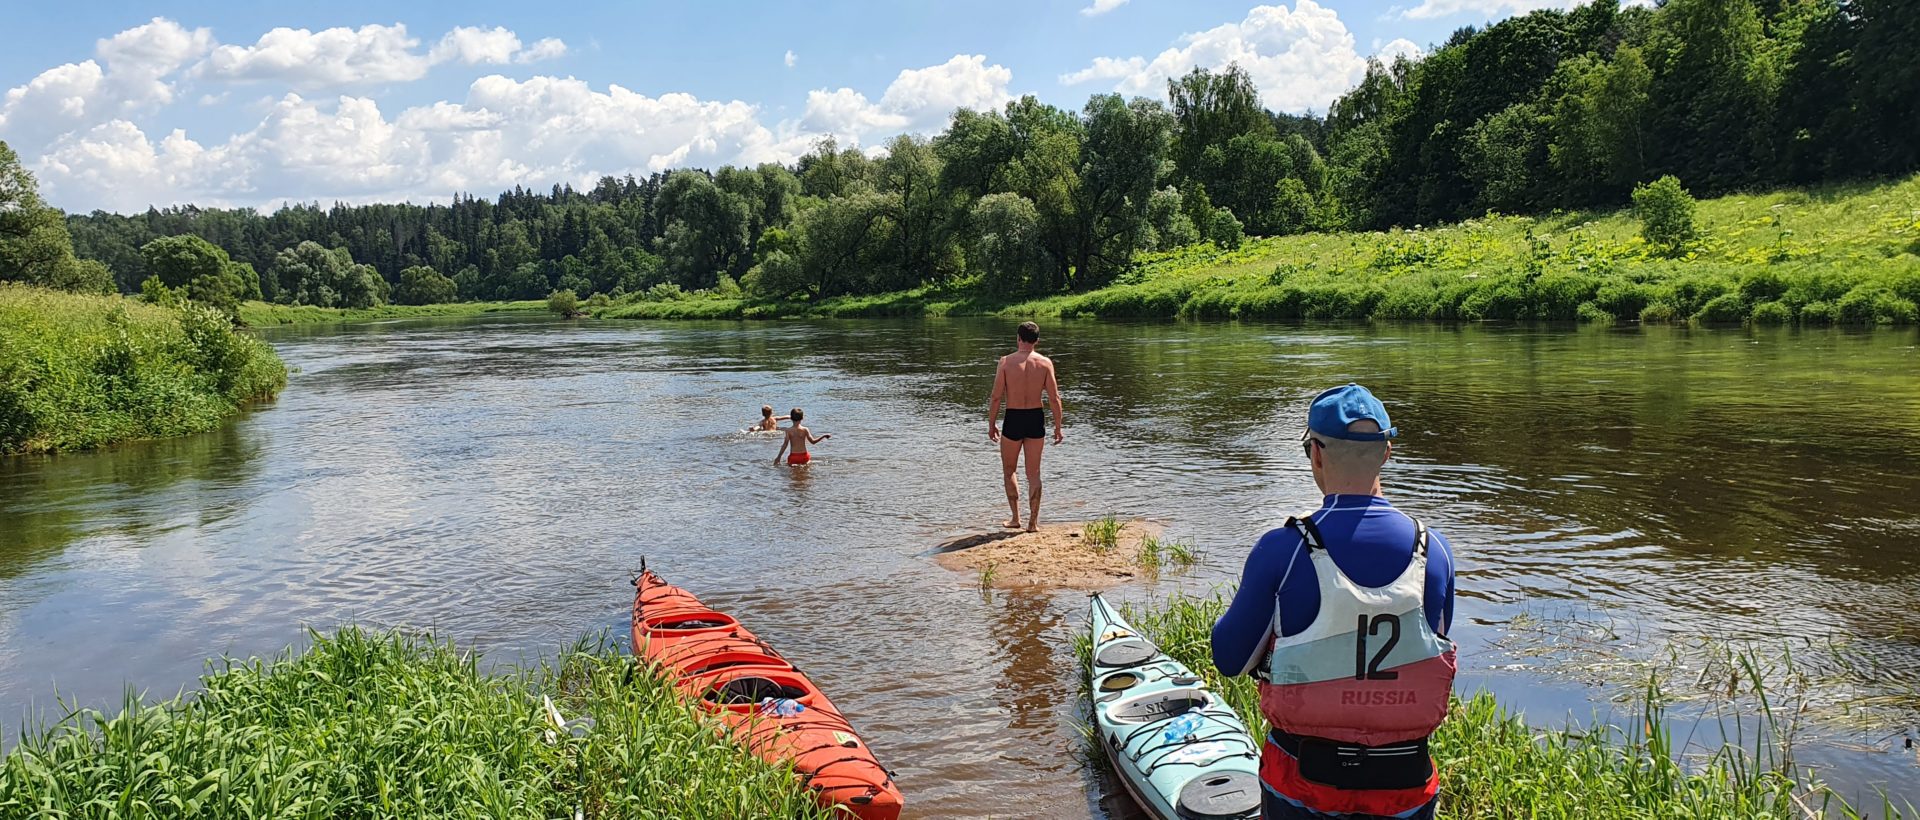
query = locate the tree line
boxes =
[5,0,1913,311]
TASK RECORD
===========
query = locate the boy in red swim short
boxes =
[774,407,830,466]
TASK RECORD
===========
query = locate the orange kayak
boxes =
[632,569,903,820]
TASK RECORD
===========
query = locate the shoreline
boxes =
[237,299,549,327]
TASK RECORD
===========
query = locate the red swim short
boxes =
[788,452,811,465]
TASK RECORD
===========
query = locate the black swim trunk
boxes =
[1002,407,1046,441]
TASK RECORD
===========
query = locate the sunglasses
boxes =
[1300,433,1321,460]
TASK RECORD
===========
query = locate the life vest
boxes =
[1257,514,1456,815]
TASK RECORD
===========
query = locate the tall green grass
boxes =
[1,284,286,455]
[0,628,832,819]
[237,299,547,327]
[1082,592,1906,819]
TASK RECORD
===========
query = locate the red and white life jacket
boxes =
[1257,514,1457,814]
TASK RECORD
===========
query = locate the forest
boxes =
[4,0,1915,312]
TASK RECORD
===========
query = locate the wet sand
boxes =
[933,519,1165,589]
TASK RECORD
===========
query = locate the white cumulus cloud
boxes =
[0,18,214,149]
[516,38,568,64]
[1377,37,1423,63]
[11,23,1016,212]
[1060,0,1408,113]
[785,50,798,69]
[1082,0,1130,17]
[429,26,523,65]
[29,75,815,211]
[198,23,432,88]
[428,27,567,66]
[800,54,1014,146]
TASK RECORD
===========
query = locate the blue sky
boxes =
[1,1,1595,213]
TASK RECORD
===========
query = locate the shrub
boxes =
[1462,279,1527,320]
[1210,208,1246,251]
[1639,302,1679,323]
[547,288,581,316]
[1836,288,1917,325]
[1799,300,1838,325]
[1593,279,1653,319]
[646,282,688,302]
[1737,269,1788,303]
[1576,301,1616,323]
[1632,175,1697,257]
[392,265,458,305]
[1748,301,1793,325]
[1694,293,1749,324]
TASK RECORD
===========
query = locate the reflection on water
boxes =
[0,316,1916,816]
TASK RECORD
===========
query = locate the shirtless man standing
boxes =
[987,321,1064,532]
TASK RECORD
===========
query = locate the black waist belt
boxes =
[1269,730,1433,792]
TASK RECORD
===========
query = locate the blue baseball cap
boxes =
[1306,383,1398,441]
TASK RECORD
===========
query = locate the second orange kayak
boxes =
[632,569,903,820]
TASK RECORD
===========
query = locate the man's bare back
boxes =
[987,322,1063,532]
[997,350,1053,410]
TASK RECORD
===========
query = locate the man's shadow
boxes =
[930,531,1021,555]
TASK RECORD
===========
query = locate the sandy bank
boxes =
[932,519,1167,590]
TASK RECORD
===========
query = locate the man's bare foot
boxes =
[1025,524,1039,533]
[1003,518,1022,529]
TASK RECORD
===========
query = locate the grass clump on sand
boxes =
[0,284,286,455]
[0,628,833,819]
[237,299,547,326]
[1077,592,1905,819]
[1084,514,1127,553]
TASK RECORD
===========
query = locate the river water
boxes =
[2,316,1917,816]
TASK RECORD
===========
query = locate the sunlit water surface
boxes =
[2,316,1917,816]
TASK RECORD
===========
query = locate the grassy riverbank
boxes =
[1083,593,1907,819]
[237,299,547,327]
[600,175,1920,325]
[0,285,286,455]
[0,628,831,819]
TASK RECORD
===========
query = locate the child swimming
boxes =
[773,407,830,465]
[749,404,790,433]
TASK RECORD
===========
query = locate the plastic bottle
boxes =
[759,697,806,717]
[1164,711,1205,742]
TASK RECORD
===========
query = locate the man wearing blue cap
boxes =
[1211,384,1458,820]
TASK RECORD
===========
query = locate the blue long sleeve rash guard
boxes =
[1211,494,1456,677]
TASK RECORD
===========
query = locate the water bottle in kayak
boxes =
[1164,711,1205,742]
[760,697,806,717]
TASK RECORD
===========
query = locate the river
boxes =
[2,316,1916,817]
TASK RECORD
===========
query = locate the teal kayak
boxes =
[1088,593,1261,820]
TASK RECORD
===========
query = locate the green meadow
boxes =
[599,175,1920,326]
